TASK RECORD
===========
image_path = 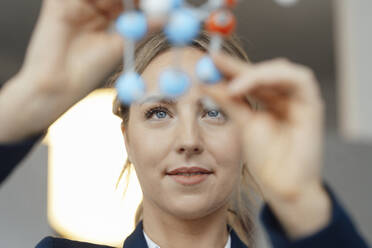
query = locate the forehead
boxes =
[141,47,206,94]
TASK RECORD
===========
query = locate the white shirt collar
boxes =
[143,230,231,248]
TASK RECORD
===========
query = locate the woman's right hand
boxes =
[21,0,125,100]
[0,0,126,142]
[0,0,159,142]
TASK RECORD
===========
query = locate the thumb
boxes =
[210,52,248,80]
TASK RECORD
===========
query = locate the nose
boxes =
[175,118,204,157]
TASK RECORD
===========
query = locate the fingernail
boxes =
[227,84,239,95]
[210,51,222,59]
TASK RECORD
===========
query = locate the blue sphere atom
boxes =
[165,9,201,45]
[116,72,146,105]
[116,11,147,41]
[172,0,183,9]
[159,69,191,97]
[196,56,222,84]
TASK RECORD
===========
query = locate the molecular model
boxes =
[115,0,237,105]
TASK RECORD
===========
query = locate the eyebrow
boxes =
[137,94,178,106]
[136,94,221,110]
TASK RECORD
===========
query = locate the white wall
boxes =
[334,0,372,141]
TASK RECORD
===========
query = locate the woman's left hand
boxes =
[200,53,331,239]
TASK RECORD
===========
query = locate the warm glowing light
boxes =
[47,89,142,247]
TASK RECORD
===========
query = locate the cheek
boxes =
[128,119,173,165]
[126,123,174,190]
[203,123,243,167]
[202,124,243,200]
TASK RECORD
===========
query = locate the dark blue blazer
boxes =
[36,220,248,248]
[34,189,370,248]
[0,133,370,248]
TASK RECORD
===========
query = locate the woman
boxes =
[0,0,369,247]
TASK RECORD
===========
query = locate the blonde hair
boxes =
[107,30,259,247]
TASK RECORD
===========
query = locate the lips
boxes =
[166,167,213,176]
[166,167,213,186]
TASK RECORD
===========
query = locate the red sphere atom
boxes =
[225,0,237,8]
[205,10,236,36]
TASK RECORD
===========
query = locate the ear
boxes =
[121,123,132,163]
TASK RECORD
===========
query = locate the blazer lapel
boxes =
[229,227,249,248]
[122,220,148,248]
[123,220,248,248]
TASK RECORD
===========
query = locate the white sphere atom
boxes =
[140,0,181,17]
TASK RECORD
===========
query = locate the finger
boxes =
[249,83,295,122]
[243,113,280,176]
[210,52,250,79]
[85,0,124,20]
[86,0,121,10]
[227,59,321,104]
[109,1,125,20]
[86,13,111,30]
[75,32,125,93]
[147,17,167,33]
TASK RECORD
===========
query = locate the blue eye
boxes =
[155,110,167,119]
[204,109,226,122]
[207,110,220,118]
[144,106,170,120]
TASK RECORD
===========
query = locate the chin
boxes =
[165,198,221,220]
[170,208,210,220]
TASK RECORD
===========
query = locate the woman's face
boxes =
[123,47,243,219]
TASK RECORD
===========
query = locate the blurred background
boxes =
[0,0,371,247]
